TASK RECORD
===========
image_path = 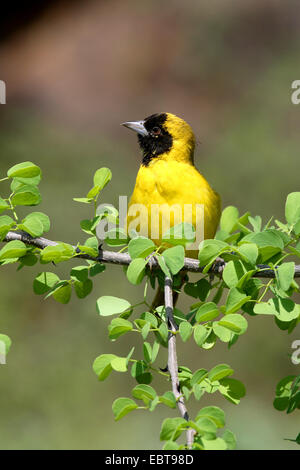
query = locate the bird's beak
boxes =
[121,120,148,136]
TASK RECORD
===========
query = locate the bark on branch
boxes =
[164,276,195,448]
[4,231,300,278]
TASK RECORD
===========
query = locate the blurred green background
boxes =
[0,0,299,450]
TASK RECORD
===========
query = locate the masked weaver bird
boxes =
[122,112,221,307]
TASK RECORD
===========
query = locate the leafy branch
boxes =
[0,161,299,449]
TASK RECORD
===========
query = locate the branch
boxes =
[3,231,300,277]
[164,276,195,448]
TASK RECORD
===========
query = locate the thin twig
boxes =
[164,276,195,448]
[3,231,300,277]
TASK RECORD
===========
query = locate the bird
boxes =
[122,112,221,308]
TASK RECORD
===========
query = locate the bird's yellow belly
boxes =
[126,161,221,258]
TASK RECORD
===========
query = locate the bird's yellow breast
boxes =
[127,158,221,257]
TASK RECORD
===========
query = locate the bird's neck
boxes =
[142,140,194,167]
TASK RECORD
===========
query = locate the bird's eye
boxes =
[152,126,161,135]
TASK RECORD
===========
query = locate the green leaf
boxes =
[80,216,101,235]
[225,288,251,314]
[19,216,44,237]
[219,378,246,404]
[93,168,112,190]
[132,384,157,404]
[212,322,232,342]
[131,360,152,384]
[0,197,10,214]
[191,369,208,386]
[0,240,27,260]
[141,322,151,340]
[0,334,12,355]
[249,215,262,232]
[193,384,204,401]
[195,406,225,428]
[96,296,131,316]
[89,263,105,277]
[208,364,234,382]
[126,258,147,285]
[276,262,295,292]
[222,429,237,450]
[93,353,117,381]
[158,322,169,343]
[73,197,93,204]
[160,417,187,441]
[162,223,195,247]
[52,282,72,304]
[285,192,300,225]
[159,391,177,409]
[179,321,193,342]
[112,397,138,421]
[273,375,297,413]
[184,278,211,301]
[202,438,227,450]
[77,236,99,257]
[0,215,15,239]
[241,230,284,262]
[162,441,180,450]
[238,243,258,265]
[7,162,41,179]
[70,266,89,282]
[193,417,217,435]
[18,252,38,268]
[128,237,155,259]
[140,312,158,328]
[45,280,72,304]
[105,228,129,247]
[196,302,219,322]
[254,297,300,322]
[223,260,248,288]
[25,212,50,233]
[33,272,60,295]
[10,175,41,193]
[11,185,41,206]
[201,330,217,350]
[110,356,128,372]
[162,245,185,275]
[218,314,248,335]
[151,341,160,363]
[293,219,300,236]
[74,279,93,299]
[157,255,171,277]
[194,324,210,347]
[143,341,152,363]
[40,243,75,263]
[108,318,133,339]
[86,186,101,198]
[198,239,229,268]
[220,206,239,233]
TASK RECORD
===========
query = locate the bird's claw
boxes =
[209,256,225,282]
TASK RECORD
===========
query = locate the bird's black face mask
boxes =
[122,113,173,166]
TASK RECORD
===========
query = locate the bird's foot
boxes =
[209,256,225,282]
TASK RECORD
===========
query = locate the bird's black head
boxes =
[122,113,173,166]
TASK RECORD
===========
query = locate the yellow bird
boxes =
[122,112,221,305]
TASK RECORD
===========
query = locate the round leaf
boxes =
[126,258,147,285]
[112,397,138,421]
[96,296,131,316]
[7,162,41,179]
